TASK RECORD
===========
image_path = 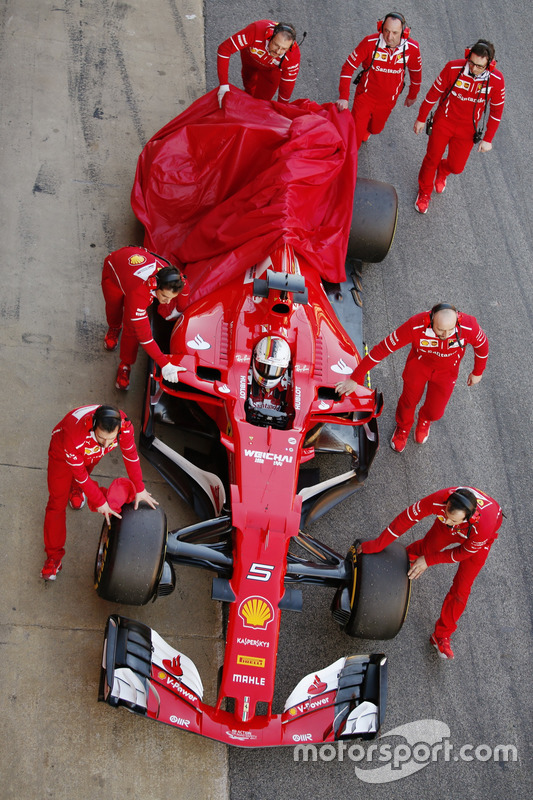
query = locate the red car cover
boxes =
[131,88,358,303]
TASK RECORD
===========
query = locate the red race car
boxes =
[95,89,409,747]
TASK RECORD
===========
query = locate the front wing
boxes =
[100,615,387,748]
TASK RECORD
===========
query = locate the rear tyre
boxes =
[94,503,168,605]
[348,178,398,263]
[345,541,410,640]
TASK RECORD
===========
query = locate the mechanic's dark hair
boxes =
[156,266,184,293]
[383,11,407,31]
[272,22,297,42]
[447,489,478,521]
[470,39,495,64]
[93,405,122,433]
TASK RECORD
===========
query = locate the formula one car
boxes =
[95,90,410,747]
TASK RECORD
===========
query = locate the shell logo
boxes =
[157,671,166,680]
[238,596,274,629]
[128,254,147,266]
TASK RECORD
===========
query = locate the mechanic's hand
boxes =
[336,378,358,396]
[134,489,159,510]
[335,99,349,112]
[413,120,425,135]
[478,140,492,153]
[161,363,187,383]
[355,544,363,555]
[408,555,428,580]
[217,84,230,108]
[404,97,415,108]
[467,372,483,386]
[97,501,122,526]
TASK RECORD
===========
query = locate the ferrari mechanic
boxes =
[216,19,300,106]
[101,246,189,390]
[336,11,422,147]
[413,39,505,214]
[40,404,157,581]
[335,303,489,453]
[357,487,503,659]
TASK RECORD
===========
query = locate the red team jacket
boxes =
[103,247,189,368]
[49,405,145,509]
[338,32,422,106]
[416,59,505,142]
[351,311,489,384]
[217,19,301,102]
[361,486,502,563]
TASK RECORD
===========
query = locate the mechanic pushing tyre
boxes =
[348,178,398,263]
[95,503,168,605]
[344,540,410,639]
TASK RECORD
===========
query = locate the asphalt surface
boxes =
[204,1,533,798]
[2,1,530,798]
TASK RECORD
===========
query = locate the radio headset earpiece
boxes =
[465,40,496,72]
[377,12,410,39]
[93,405,123,435]
[448,488,479,522]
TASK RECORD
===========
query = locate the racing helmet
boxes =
[252,336,291,390]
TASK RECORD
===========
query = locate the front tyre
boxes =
[95,503,168,605]
[343,542,410,640]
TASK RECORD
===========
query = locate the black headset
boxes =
[272,22,297,41]
[448,488,478,521]
[429,302,466,349]
[92,405,122,432]
[378,12,410,38]
[155,266,183,289]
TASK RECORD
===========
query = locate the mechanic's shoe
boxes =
[414,417,431,444]
[415,192,431,214]
[104,326,121,351]
[115,362,131,391]
[68,487,86,510]
[435,166,448,194]
[390,426,410,453]
[430,634,454,660]
[41,558,62,581]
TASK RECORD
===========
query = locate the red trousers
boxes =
[240,50,280,100]
[418,113,474,195]
[396,352,458,429]
[43,455,94,561]
[406,520,496,638]
[101,264,141,366]
[352,92,394,147]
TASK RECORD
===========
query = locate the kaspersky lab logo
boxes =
[293,719,518,782]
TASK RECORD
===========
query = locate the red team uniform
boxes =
[217,19,301,102]
[101,247,189,369]
[43,406,145,561]
[416,59,505,195]
[338,31,422,146]
[360,487,502,639]
[351,311,489,429]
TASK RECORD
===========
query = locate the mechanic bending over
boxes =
[413,39,505,214]
[336,303,488,453]
[358,487,503,660]
[336,10,422,148]
[101,246,189,391]
[40,404,157,581]
[216,19,301,107]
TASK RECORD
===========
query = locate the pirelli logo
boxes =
[237,654,266,668]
